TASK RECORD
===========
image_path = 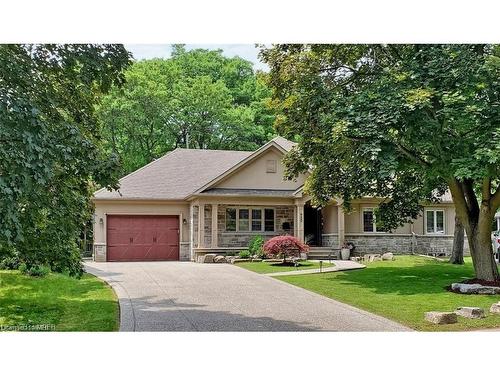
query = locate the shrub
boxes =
[263,235,309,262]
[238,250,251,259]
[248,235,265,257]
[18,263,51,277]
[0,256,20,270]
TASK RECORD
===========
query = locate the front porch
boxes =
[188,196,346,260]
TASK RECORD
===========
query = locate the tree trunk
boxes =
[464,208,499,281]
[449,215,464,264]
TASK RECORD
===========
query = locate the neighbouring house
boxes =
[92,136,466,262]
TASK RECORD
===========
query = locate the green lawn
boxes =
[236,260,336,274]
[0,270,119,331]
[276,256,500,331]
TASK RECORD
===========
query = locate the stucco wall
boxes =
[214,149,306,190]
[322,201,456,236]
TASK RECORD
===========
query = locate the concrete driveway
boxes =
[85,261,410,332]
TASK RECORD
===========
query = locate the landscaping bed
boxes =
[275,256,500,331]
[0,270,119,331]
[235,260,335,274]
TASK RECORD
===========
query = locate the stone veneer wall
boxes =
[321,234,339,248]
[217,205,295,248]
[179,243,190,261]
[204,205,212,247]
[330,234,471,256]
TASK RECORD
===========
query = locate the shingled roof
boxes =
[93,148,252,200]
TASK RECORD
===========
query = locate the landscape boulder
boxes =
[424,311,458,325]
[490,302,500,314]
[202,254,217,263]
[363,254,382,262]
[213,255,226,263]
[451,283,500,295]
[381,252,394,261]
[455,306,485,319]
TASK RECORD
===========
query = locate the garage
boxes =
[106,215,179,261]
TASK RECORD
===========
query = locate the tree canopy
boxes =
[261,44,500,280]
[0,44,131,276]
[98,46,276,174]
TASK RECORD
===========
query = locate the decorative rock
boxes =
[490,302,500,314]
[203,254,217,263]
[381,252,394,261]
[451,283,500,295]
[213,255,226,263]
[455,307,485,319]
[425,311,458,325]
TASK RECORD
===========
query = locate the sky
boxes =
[124,44,269,71]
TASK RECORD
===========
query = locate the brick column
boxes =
[211,204,218,248]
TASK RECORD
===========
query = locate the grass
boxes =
[235,260,335,274]
[276,256,500,331]
[0,270,119,331]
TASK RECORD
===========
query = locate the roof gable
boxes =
[189,137,299,197]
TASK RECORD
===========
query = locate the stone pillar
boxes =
[296,204,304,242]
[211,204,218,248]
[198,204,205,248]
[337,203,345,248]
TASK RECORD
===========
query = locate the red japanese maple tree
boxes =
[263,235,309,263]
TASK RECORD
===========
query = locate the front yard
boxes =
[275,256,500,331]
[0,270,118,331]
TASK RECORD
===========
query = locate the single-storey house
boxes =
[92,136,463,262]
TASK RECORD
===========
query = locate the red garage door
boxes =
[106,215,179,261]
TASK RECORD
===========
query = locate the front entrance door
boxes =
[304,203,322,246]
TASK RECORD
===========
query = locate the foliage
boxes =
[18,263,51,277]
[238,249,251,259]
[98,45,276,174]
[263,235,309,261]
[0,270,119,331]
[262,44,500,280]
[277,256,500,331]
[0,44,131,276]
[248,235,265,257]
[0,256,19,270]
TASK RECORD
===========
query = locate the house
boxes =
[92,136,463,262]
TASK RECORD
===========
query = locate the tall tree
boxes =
[262,44,500,281]
[0,44,131,275]
[450,215,465,264]
[98,46,275,174]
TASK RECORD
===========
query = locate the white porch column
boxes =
[211,204,218,248]
[337,203,345,248]
[189,204,193,259]
[296,203,304,242]
[198,204,205,248]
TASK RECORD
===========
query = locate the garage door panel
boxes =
[106,215,179,261]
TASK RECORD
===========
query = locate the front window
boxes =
[252,209,262,231]
[238,209,249,231]
[264,208,275,232]
[362,208,384,233]
[426,209,445,234]
[363,209,375,232]
[225,207,275,232]
[226,208,236,232]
